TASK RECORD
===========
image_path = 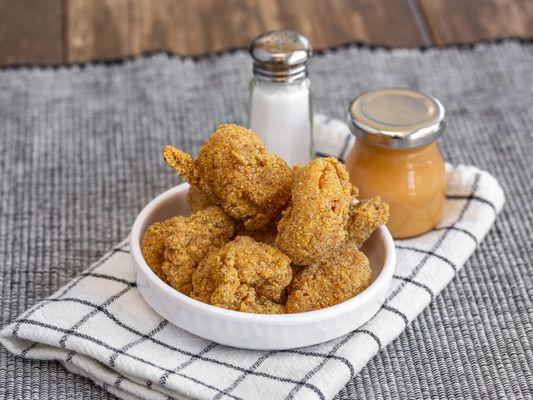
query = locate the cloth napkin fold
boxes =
[0,116,504,400]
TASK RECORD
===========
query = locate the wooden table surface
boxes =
[1,0,532,66]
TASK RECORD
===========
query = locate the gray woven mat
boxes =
[0,40,532,400]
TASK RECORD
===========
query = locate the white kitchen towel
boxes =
[0,116,504,400]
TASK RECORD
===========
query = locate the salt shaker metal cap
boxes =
[347,88,446,149]
[250,30,312,82]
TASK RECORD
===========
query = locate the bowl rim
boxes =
[130,183,396,324]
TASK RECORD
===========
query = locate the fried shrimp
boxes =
[142,130,392,314]
[286,244,372,313]
[163,124,293,231]
[347,196,390,247]
[275,157,354,265]
[190,236,292,314]
[141,216,182,283]
[161,206,235,295]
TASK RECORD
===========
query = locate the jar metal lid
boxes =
[347,88,446,149]
[250,30,312,82]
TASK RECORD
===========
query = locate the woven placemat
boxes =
[0,40,531,399]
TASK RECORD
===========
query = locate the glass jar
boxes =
[346,89,446,239]
[247,30,313,165]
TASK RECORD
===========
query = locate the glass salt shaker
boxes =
[248,30,313,165]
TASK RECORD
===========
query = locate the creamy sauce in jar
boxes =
[346,140,445,238]
[346,89,446,239]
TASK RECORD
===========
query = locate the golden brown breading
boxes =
[163,124,293,231]
[275,157,354,265]
[190,236,292,314]
[161,206,235,295]
[162,146,195,183]
[236,287,286,314]
[286,244,372,313]
[141,216,182,283]
[347,196,390,247]
[234,223,278,246]
[186,185,214,212]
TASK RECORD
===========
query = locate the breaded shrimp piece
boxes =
[347,196,390,247]
[162,206,235,295]
[141,216,182,283]
[275,157,353,265]
[163,124,293,231]
[186,185,214,212]
[191,236,292,314]
[286,244,371,313]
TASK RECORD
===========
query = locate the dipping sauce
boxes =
[345,89,446,239]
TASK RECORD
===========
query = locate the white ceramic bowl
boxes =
[130,183,396,350]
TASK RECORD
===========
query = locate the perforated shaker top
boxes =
[250,30,312,81]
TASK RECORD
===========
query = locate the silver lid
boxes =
[347,89,446,149]
[250,30,312,82]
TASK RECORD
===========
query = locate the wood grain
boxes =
[420,0,533,45]
[3,0,533,66]
[0,0,63,66]
[65,0,426,62]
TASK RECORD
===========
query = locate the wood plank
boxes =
[420,0,533,45]
[0,0,63,66]
[65,0,426,63]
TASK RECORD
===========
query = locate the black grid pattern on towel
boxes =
[1,40,532,399]
[11,263,334,399]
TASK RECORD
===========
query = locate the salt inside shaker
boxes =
[248,30,313,165]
